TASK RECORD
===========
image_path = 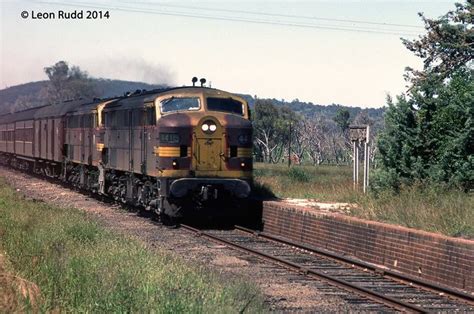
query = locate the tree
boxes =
[40,61,98,103]
[372,96,419,191]
[253,99,281,163]
[402,1,473,84]
[253,100,300,163]
[333,108,350,134]
[303,117,333,165]
[373,1,473,191]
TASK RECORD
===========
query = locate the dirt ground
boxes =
[0,167,363,312]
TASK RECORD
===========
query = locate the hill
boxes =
[0,81,384,126]
[238,94,385,134]
[0,79,165,114]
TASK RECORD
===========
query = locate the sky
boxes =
[0,0,457,108]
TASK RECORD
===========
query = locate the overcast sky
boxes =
[0,0,456,107]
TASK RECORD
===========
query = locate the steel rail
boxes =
[235,225,474,306]
[180,224,428,313]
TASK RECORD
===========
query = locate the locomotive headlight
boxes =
[201,120,217,133]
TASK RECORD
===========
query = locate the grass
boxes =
[253,162,358,202]
[355,185,474,238]
[0,180,265,312]
[253,162,474,238]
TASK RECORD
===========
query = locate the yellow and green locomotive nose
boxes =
[194,116,223,171]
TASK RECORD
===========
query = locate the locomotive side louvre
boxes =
[66,112,96,164]
[102,95,159,175]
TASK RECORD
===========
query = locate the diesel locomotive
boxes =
[0,82,253,220]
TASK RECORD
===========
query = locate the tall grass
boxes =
[253,162,358,202]
[0,181,264,312]
[253,162,474,238]
[355,185,474,238]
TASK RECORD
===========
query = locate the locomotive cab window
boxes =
[207,97,244,115]
[161,97,200,113]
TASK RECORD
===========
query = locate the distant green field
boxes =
[254,162,474,238]
[0,180,264,312]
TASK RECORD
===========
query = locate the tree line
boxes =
[252,99,382,165]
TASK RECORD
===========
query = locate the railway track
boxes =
[181,224,474,313]
[3,165,473,312]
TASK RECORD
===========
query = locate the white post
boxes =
[355,142,359,188]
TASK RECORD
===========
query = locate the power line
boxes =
[39,1,421,36]
[127,1,424,29]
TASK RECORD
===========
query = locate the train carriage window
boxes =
[161,97,200,113]
[207,97,244,115]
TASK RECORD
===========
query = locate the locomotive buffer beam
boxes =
[170,178,250,199]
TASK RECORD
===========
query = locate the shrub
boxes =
[287,166,311,183]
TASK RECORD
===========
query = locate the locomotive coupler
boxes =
[200,185,218,201]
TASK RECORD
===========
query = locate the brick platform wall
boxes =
[262,201,474,292]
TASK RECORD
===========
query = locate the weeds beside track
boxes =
[0,179,264,312]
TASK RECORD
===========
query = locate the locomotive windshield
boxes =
[161,97,200,113]
[207,98,244,115]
